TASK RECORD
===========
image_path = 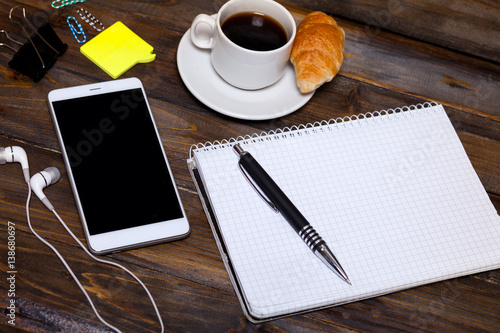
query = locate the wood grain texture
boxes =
[285,0,500,63]
[1,0,499,332]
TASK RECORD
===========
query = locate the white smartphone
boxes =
[47,77,190,254]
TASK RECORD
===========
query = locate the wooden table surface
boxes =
[1,0,499,332]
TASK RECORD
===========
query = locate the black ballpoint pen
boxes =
[233,144,351,285]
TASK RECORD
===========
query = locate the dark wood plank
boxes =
[285,0,500,63]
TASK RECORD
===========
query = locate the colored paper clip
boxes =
[67,16,86,43]
[52,0,86,9]
[4,6,67,81]
[77,8,105,32]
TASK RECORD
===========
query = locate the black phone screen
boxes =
[52,88,184,235]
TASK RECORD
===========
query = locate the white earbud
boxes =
[0,146,30,183]
[30,167,61,211]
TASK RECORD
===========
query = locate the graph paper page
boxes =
[191,104,500,319]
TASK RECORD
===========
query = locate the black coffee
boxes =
[221,12,288,51]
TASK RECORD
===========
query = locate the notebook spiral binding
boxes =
[190,102,439,159]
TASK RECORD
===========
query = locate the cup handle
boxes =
[190,14,216,49]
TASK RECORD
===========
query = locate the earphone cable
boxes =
[51,209,165,333]
[25,182,122,332]
[26,182,165,333]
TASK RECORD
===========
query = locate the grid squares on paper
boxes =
[192,104,500,319]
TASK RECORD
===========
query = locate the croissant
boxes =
[290,12,345,93]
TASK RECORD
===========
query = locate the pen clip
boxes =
[238,162,279,213]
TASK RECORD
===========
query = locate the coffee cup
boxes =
[190,0,296,90]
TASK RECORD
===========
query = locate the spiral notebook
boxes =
[187,103,500,322]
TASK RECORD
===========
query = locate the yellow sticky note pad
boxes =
[81,21,156,79]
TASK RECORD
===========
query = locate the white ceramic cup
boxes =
[190,0,296,90]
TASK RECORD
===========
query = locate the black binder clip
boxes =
[1,6,67,82]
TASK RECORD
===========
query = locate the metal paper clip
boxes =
[77,8,105,32]
[9,5,60,68]
[67,16,86,43]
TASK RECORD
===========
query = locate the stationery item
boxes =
[77,8,105,31]
[5,6,67,81]
[80,21,156,79]
[233,143,351,284]
[51,0,85,9]
[187,103,500,322]
[67,16,86,43]
[0,29,23,52]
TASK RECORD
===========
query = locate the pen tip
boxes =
[315,244,351,285]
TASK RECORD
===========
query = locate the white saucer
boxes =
[176,28,314,120]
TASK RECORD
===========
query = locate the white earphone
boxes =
[30,166,60,211]
[1,146,164,333]
[0,146,30,183]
